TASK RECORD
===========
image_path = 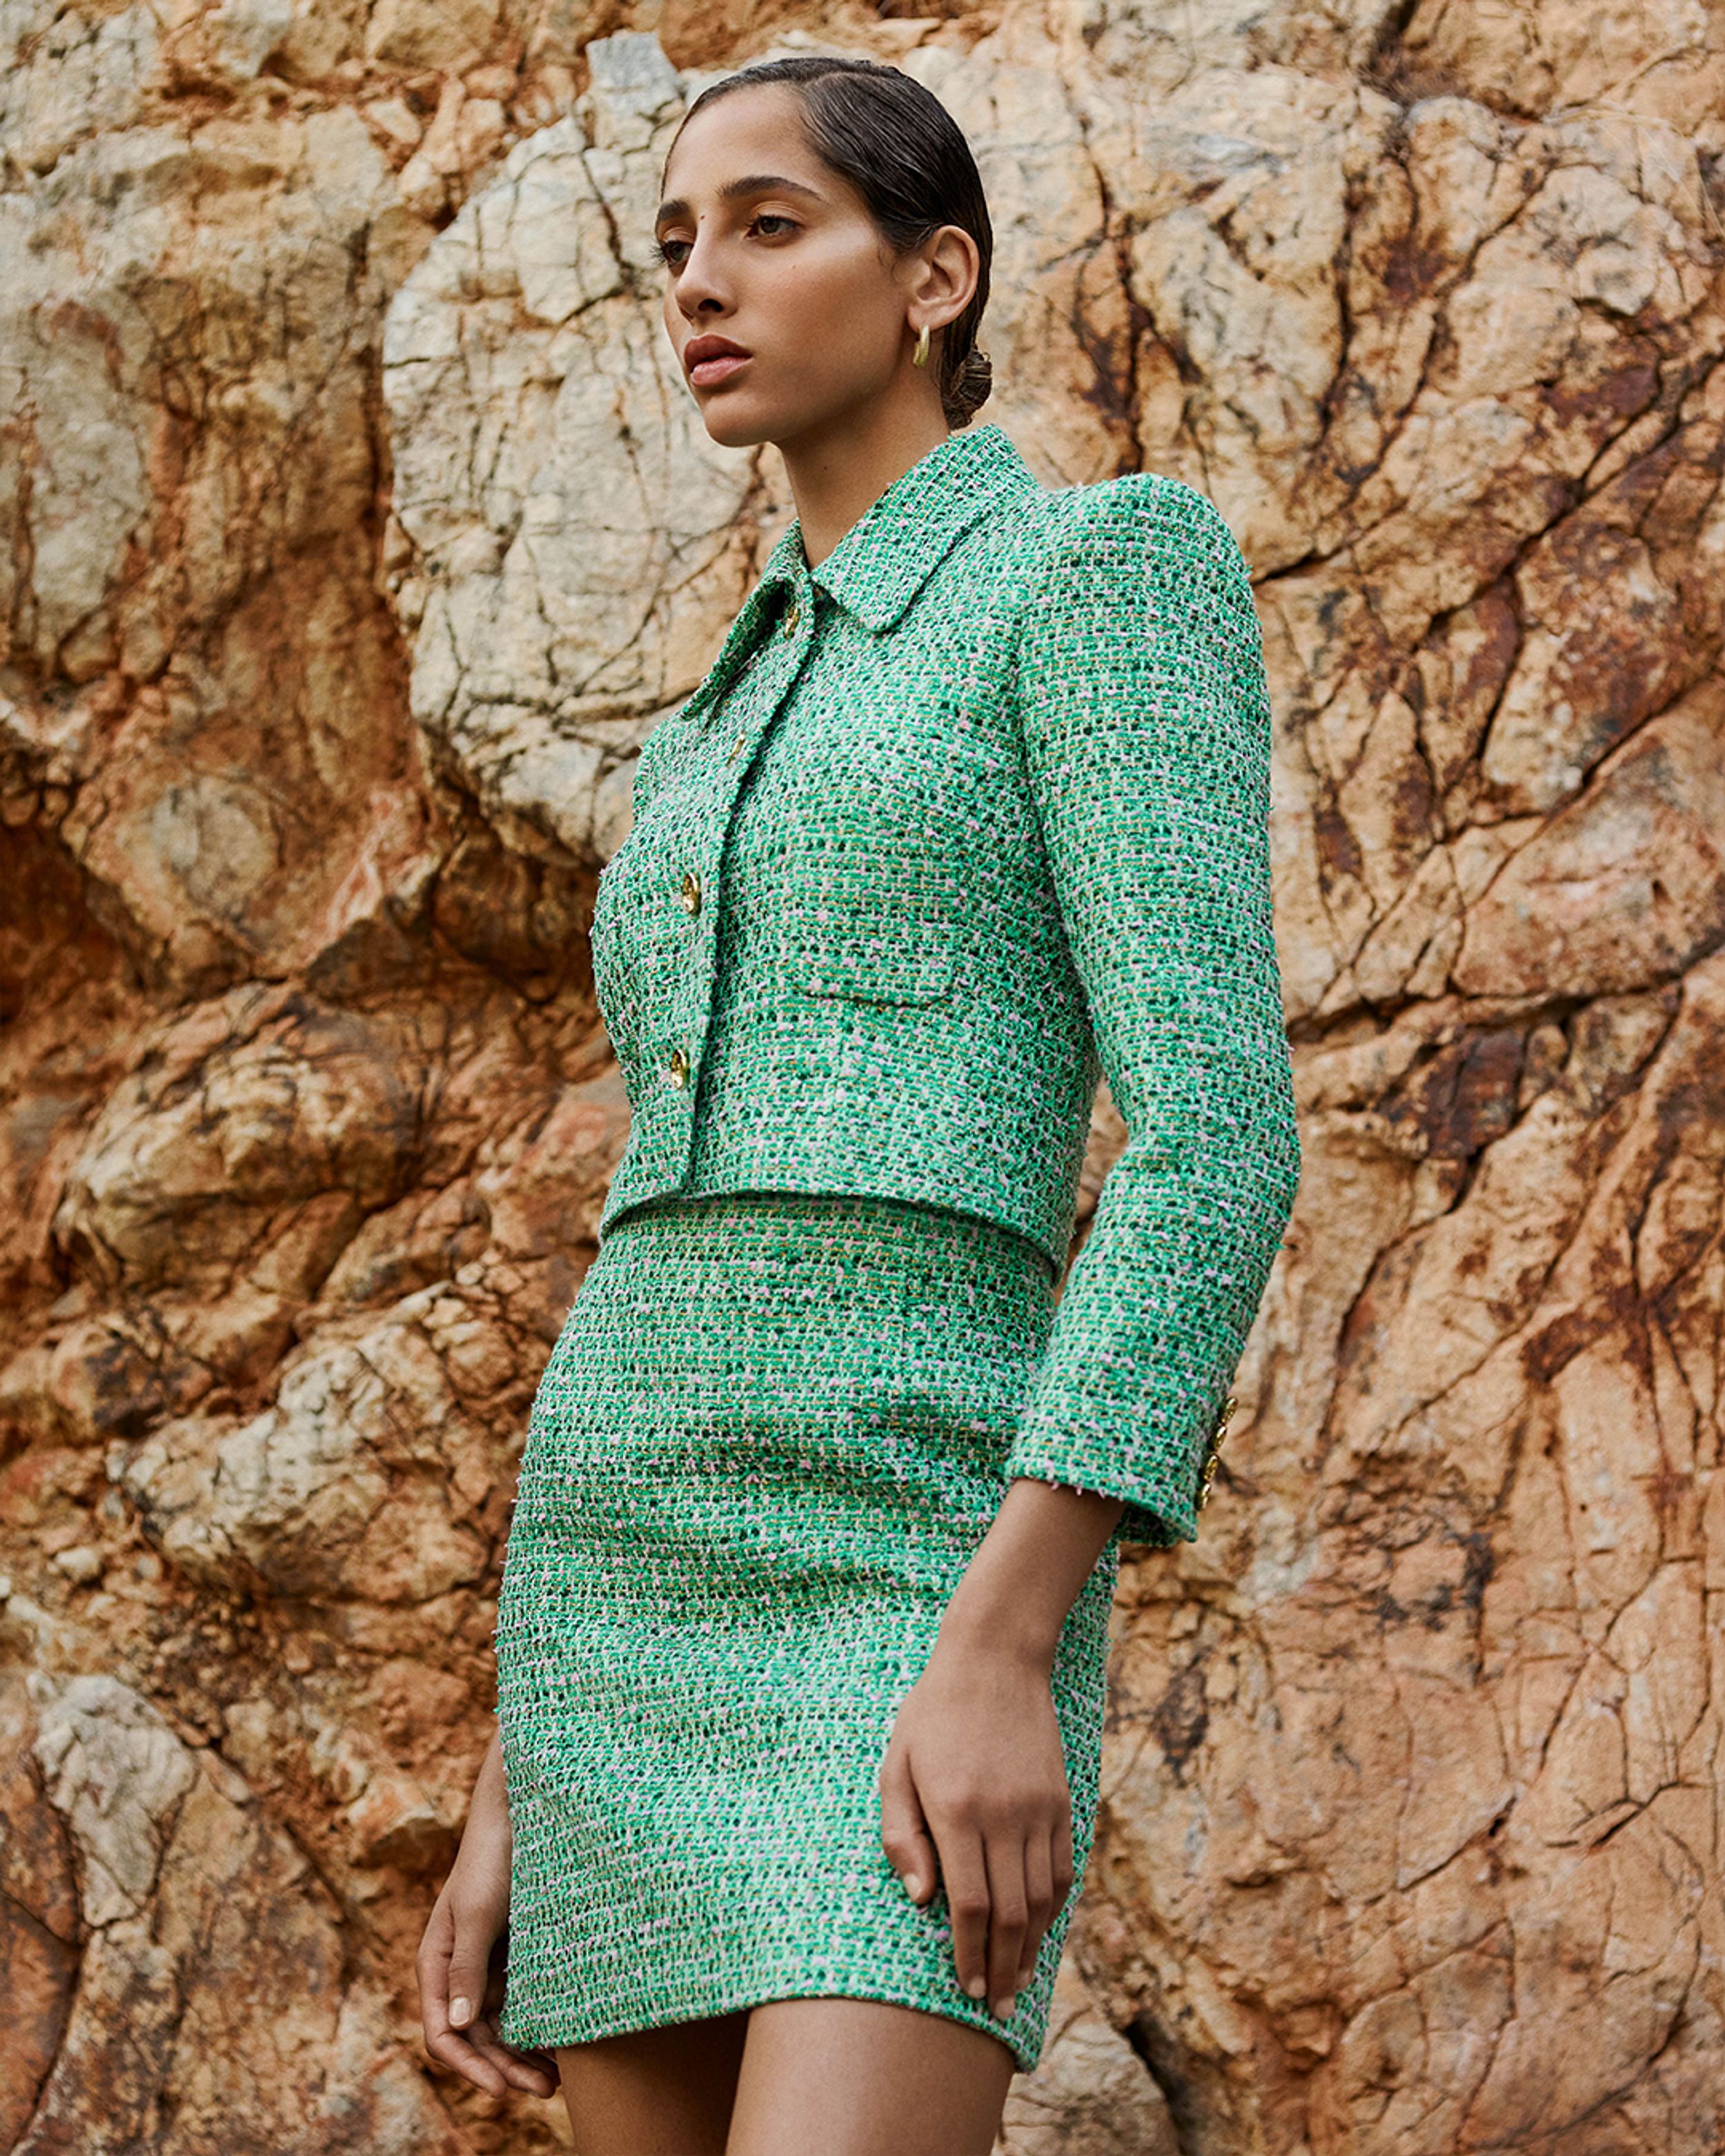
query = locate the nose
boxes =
[669,220,731,320]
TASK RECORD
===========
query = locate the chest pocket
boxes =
[745,672,976,1011]
[788,902,958,1007]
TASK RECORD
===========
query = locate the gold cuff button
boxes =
[1196,1393,1238,1510]
[782,599,800,638]
[728,730,747,762]
[680,870,702,916]
[666,1048,689,1088]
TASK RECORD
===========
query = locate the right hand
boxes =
[417,1737,560,2101]
[878,1629,1075,2024]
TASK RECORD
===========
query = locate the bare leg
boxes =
[725,1997,1018,2156]
[555,2009,751,2156]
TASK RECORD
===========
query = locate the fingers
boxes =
[425,2012,558,2100]
[878,1740,940,1906]
[423,1959,559,2102]
[420,1927,508,2104]
[422,2001,508,2096]
[476,1924,562,2099]
[1018,1827,1056,1993]
[461,2018,562,2100]
[415,1892,457,2044]
[1052,1803,1076,1911]
[922,1793,1076,2024]
[446,1920,492,2041]
[936,1821,994,2010]
[983,1832,1029,2023]
[417,1890,558,2101]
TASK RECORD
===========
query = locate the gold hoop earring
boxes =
[911,322,931,368]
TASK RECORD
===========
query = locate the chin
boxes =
[700,393,854,456]
[695,402,778,451]
[694,407,767,451]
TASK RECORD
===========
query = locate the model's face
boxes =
[656,86,938,448]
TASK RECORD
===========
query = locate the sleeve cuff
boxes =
[1006,1425,1194,1550]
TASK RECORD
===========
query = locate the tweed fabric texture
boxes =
[495,1188,1114,2073]
[589,421,1301,1545]
[493,423,1298,2068]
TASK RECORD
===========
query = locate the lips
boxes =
[684,334,752,386]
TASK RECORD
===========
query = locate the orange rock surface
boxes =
[1,3,1722,2149]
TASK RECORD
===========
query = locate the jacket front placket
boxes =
[649,425,1043,1197]
[661,538,818,1180]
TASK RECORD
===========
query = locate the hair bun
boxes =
[943,345,994,428]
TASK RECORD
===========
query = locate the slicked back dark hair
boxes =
[664,54,995,428]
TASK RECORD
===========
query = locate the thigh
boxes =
[725,1997,1018,2156]
[555,2009,751,2156]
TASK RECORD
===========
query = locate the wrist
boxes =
[936,1579,1062,1675]
[934,1476,1125,1674]
[461,1730,513,1843]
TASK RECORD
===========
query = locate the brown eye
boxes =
[653,237,690,268]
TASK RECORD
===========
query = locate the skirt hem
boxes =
[500,1968,1047,2077]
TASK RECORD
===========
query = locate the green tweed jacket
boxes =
[589,422,1300,1547]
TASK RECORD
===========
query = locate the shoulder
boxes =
[1014,471,1255,613]
[1043,468,1250,560]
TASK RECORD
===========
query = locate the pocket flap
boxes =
[791,916,958,1006]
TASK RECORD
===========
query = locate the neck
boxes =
[773,399,956,570]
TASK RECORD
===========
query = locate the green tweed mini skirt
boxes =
[492,1186,1118,2075]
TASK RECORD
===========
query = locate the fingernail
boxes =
[995,1993,1017,2019]
[904,1873,923,1897]
[965,1975,986,1999]
[451,1997,471,2027]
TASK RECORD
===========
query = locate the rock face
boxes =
[2,3,1723,2150]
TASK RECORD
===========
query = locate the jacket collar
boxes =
[798,421,1041,631]
[679,423,1041,723]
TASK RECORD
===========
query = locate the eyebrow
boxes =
[653,175,825,231]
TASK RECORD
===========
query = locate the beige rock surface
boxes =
[1,3,1722,2149]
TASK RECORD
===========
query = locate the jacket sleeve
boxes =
[1003,473,1301,1548]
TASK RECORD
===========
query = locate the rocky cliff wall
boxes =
[1,3,1722,2150]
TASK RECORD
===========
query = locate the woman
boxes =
[417,51,1299,2156]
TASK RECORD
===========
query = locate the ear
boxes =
[911,223,980,330]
